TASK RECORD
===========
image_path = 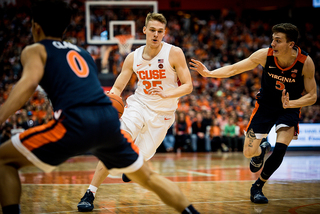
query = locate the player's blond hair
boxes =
[145,12,167,27]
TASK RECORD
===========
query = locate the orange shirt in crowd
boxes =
[209,125,221,138]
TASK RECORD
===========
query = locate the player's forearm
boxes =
[165,82,193,98]
[288,93,317,108]
[110,80,127,97]
[111,73,131,96]
[110,86,123,97]
[208,64,238,78]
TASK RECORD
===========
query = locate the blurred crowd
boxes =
[0,1,319,152]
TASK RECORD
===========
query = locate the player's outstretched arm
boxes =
[0,44,45,124]
[282,56,317,109]
[110,52,135,97]
[190,48,267,78]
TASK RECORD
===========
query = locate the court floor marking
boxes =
[177,169,216,176]
[20,179,255,186]
[21,178,320,186]
[288,202,320,214]
[37,197,320,214]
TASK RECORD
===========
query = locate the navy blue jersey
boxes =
[12,39,142,174]
[257,45,307,109]
[38,40,111,111]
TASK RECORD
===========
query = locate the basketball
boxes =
[107,93,124,118]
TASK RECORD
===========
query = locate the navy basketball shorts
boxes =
[11,105,143,175]
[246,102,300,139]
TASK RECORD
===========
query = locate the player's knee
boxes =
[0,158,19,171]
[143,170,157,186]
[0,141,30,170]
[127,163,156,188]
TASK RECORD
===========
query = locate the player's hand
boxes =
[104,91,113,95]
[189,59,211,77]
[281,89,290,109]
[104,90,122,98]
[148,87,167,98]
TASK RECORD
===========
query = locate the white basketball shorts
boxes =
[120,95,175,160]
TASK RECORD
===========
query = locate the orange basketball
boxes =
[107,93,124,118]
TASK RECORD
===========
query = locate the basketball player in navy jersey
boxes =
[190,23,317,203]
[0,1,199,214]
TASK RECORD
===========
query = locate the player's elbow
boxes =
[20,77,39,92]
[186,83,193,94]
[310,93,317,105]
[27,80,40,92]
[180,82,193,95]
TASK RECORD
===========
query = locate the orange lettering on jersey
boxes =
[159,69,165,79]
[137,71,144,79]
[145,70,152,80]
[137,70,166,80]
[152,70,159,79]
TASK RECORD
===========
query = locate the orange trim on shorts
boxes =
[20,120,66,151]
[246,101,260,132]
[20,120,56,138]
[121,129,139,154]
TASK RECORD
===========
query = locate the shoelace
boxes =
[80,191,94,203]
[253,188,265,197]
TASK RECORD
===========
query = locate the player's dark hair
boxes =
[31,0,72,38]
[272,23,299,44]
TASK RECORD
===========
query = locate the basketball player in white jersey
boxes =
[78,13,195,213]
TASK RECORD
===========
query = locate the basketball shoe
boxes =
[77,189,95,212]
[250,185,268,203]
[250,138,271,173]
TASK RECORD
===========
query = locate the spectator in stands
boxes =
[175,111,190,152]
[208,119,225,152]
[0,122,12,145]
[26,111,38,129]
[163,124,175,152]
[8,114,24,136]
[18,109,29,130]
[191,112,211,152]
[223,117,238,152]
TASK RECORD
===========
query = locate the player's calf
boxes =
[250,138,271,173]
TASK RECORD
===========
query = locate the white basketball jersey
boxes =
[132,42,179,112]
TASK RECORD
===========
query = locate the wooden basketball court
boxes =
[6,151,320,213]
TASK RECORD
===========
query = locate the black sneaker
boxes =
[250,139,271,173]
[250,185,268,203]
[77,189,95,212]
[122,174,131,182]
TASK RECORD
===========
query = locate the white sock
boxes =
[88,185,98,197]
